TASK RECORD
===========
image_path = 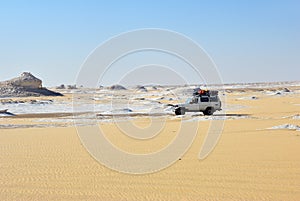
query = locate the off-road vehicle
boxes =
[173,89,222,115]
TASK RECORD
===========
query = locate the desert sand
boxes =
[0,84,300,201]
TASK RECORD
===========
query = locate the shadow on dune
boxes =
[213,113,250,117]
[4,112,16,116]
[0,109,16,116]
[24,87,63,96]
[192,113,251,117]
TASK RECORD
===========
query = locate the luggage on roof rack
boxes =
[193,88,218,97]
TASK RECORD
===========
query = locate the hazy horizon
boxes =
[1,70,300,88]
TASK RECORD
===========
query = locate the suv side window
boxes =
[200,97,209,102]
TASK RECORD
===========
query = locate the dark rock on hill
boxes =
[136,85,148,92]
[109,84,127,90]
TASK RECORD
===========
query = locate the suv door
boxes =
[187,97,200,111]
[199,96,209,110]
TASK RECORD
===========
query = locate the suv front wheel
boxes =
[175,107,186,115]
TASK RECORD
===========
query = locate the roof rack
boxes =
[193,88,218,97]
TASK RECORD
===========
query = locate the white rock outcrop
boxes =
[0,72,62,97]
[4,72,42,88]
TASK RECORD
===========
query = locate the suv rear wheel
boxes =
[203,107,214,116]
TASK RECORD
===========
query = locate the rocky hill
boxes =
[0,72,63,97]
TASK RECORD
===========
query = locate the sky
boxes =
[0,0,299,86]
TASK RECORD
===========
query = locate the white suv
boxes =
[174,90,222,115]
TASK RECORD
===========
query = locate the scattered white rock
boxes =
[268,124,300,131]
[237,96,259,100]
[293,115,300,120]
[282,114,300,120]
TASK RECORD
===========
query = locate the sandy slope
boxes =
[0,89,300,201]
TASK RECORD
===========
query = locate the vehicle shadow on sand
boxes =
[192,113,251,117]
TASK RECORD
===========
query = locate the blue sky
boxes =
[0,0,299,86]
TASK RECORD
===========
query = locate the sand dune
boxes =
[0,84,300,200]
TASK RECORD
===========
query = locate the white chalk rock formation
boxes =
[6,72,42,88]
[0,72,62,97]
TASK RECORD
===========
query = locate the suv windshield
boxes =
[185,98,192,104]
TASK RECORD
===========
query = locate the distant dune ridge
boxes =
[0,72,63,97]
